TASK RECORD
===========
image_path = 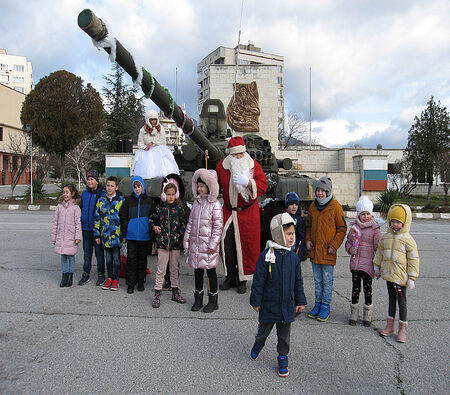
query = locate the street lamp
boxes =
[26,125,33,204]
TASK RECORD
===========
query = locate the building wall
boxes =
[0,49,33,94]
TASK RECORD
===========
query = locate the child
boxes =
[374,204,419,343]
[284,192,306,259]
[120,176,153,294]
[149,180,188,307]
[250,213,307,378]
[306,177,347,322]
[345,196,381,326]
[51,184,82,287]
[94,176,125,291]
[79,169,106,286]
[183,169,223,313]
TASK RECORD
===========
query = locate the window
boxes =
[277,66,283,73]
[278,88,283,96]
[277,77,283,84]
[203,77,208,86]
[0,64,7,71]
[204,89,209,97]
[1,75,9,82]
[13,76,24,83]
[14,87,24,93]
[14,65,24,72]
[0,127,3,141]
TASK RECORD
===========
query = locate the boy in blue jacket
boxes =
[250,213,307,378]
[285,192,306,259]
[120,176,153,294]
[79,169,106,286]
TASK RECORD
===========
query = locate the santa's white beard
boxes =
[229,155,253,202]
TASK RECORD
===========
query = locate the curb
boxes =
[0,204,448,219]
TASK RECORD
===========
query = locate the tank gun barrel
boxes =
[77,9,224,163]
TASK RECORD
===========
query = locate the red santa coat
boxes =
[216,153,268,281]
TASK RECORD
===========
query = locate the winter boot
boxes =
[171,287,186,304]
[203,292,218,313]
[219,277,236,291]
[396,320,408,343]
[127,285,134,294]
[307,301,322,319]
[349,302,359,326]
[60,273,68,287]
[137,282,145,292]
[66,273,73,287]
[152,290,162,308]
[363,304,373,327]
[250,342,263,360]
[78,272,90,286]
[380,316,396,337]
[96,272,106,286]
[191,290,204,311]
[317,302,330,322]
[277,355,289,377]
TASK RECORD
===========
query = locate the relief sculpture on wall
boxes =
[226,81,260,133]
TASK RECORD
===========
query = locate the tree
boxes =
[20,70,105,180]
[279,111,313,149]
[101,63,145,153]
[389,158,417,196]
[6,132,30,196]
[405,96,450,201]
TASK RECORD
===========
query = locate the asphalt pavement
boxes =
[0,211,449,394]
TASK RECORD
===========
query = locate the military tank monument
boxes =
[77,9,316,249]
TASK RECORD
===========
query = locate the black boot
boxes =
[60,273,68,287]
[203,292,218,313]
[66,273,73,287]
[219,277,236,291]
[191,290,204,311]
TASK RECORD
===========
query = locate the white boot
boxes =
[363,304,373,327]
[349,303,359,326]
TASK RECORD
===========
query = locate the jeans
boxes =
[61,255,75,273]
[255,322,291,355]
[82,230,105,274]
[105,247,121,280]
[311,262,334,304]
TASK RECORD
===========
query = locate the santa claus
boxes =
[216,137,268,293]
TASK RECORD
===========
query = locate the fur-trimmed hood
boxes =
[192,168,219,202]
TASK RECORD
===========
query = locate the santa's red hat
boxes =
[226,136,246,155]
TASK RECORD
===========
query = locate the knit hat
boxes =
[356,195,374,215]
[86,169,99,183]
[315,176,332,196]
[285,192,300,208]
[390,205,406,224]
[225,136,246,155]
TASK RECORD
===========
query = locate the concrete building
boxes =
[0,83,32,185]
[197,43,284,151]
[0,49,33,94]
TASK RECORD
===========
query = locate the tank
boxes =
[78,9,316,249]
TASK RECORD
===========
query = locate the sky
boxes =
[2,0,449,148]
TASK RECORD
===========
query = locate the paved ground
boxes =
[0,211,449,394]
[0,184,61,198]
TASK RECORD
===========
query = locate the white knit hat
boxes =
[356,195,374,215]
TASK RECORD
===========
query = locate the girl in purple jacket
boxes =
[345,196,382,326]
[51,184,82,287]
[183,169,223,313]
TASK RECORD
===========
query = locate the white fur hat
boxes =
[145,110,160,128]
[356,195,374,215]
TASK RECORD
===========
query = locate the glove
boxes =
[232,173,249,186]
[374,266,380,278]
[407,279,415,291]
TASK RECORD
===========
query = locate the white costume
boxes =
[134,110,179,179]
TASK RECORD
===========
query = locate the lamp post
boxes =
[26,125,33,204]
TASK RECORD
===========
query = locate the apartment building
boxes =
[197,42,284,150]
[0,49,33,94]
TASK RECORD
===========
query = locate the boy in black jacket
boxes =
[120,176,153,294]
[250,213,307,377]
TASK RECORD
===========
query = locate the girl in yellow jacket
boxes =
[374,204,419,343]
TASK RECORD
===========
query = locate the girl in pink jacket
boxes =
[51,184,82,287]
[345,196,382,326]
[183,169,223,313]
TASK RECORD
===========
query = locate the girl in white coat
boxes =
[183,169,223,313]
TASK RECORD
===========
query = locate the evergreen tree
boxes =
[20,70,105,179]
[102,63,145,152]
[405,96,450,201]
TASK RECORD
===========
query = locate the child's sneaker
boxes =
[102,278,113,290]
[96,273,106,286]
[78,272,90,286]
[152,290,162,308]
[277,355,289,377]
[171,288,186,304]
[110,279,119,291]
[250,342,263,360]
[307,301,321,319]
[317,302,330,322]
